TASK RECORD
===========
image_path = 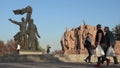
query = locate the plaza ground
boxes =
[0,62,120,68]
[0,53,120,68]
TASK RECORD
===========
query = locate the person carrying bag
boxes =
[95,45,105,57]
[104,26,118,64]
[94,24,110,67]
[106,46,115,56]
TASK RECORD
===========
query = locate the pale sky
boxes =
[0,0,120,51]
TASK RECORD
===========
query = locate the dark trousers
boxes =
[102,46,118,64]
[17,50,20,54]
[85,47,93,62]
[102,56,118,64]
[97,44,108,64]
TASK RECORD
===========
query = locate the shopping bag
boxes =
[106,46,116,56]
[95,45,105,57]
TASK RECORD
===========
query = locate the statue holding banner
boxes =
[8,6,40,50]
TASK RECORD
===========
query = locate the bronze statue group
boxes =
[8,6,40,51]
[84,24,118,67]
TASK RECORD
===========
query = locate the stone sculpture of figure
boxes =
[64,27,70,50]
[61,24,97,54]
[77,26,82,53]
[82,25,89,49]
[78,25,84,50]
[27,19,40,50]
[74,28,80,53]
[82,25,89,40]
[8,17,27,49]
[13,6,32,23]
[60,35,65,52]
[69,28,76,53]
[88,26,96,46]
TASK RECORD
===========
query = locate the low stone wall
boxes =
[114,41,120,55]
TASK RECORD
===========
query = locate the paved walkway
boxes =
[0,62,119,68]
[0,54,119,68]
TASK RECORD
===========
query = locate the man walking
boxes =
[95,24,110,67]
[104,26,118,64]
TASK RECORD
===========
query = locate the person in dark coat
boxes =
[104,26,118,64]
[47,45,51,54]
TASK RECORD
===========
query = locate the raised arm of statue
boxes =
[26,13,32,23]
[21,6,32,23]
[8,18,20,26]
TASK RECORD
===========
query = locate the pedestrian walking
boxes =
[17,44,21,54]
[104,26,118,64]
[47,44,51,54]
[84,33,94,63]
[95,24,110,67]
